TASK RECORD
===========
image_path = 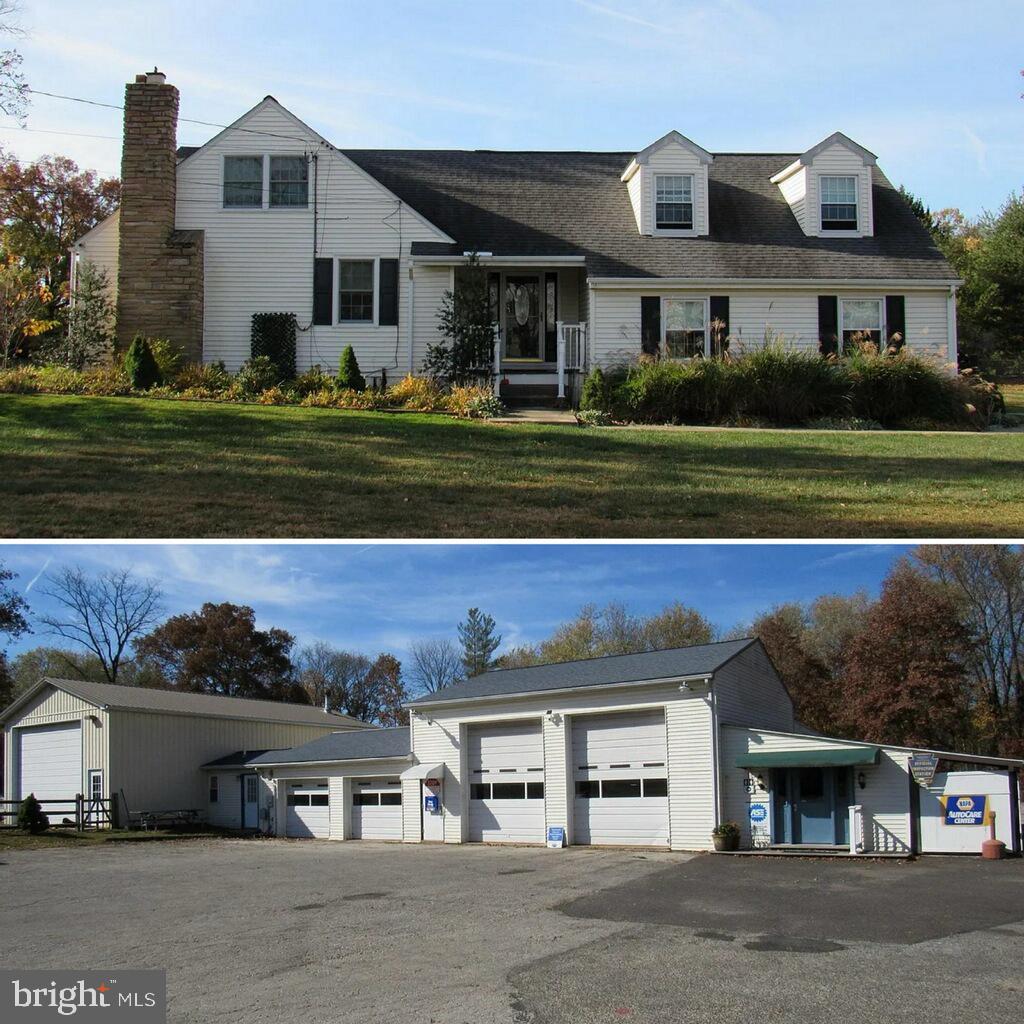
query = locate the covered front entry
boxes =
[772,767,853,846]
[467,721,545,843]
[351,777,403,840]
[737,745,880,848]
[572,710,669,847]
[285,779,330,838]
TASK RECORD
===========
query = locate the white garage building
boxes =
[1,677,370,825]
[245,639,1023,855]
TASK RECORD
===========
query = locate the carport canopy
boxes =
[401,762,444,780]
[737,746,880,769]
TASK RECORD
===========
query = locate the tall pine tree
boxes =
[458,608,500,677]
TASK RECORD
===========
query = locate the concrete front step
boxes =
[501,383,561,409]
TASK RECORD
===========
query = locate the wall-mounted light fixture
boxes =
[857,771,867,790]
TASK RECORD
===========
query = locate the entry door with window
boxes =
[86,769,104,825]
[794,767,834,844]
[503,275,542,360]
[243,774,260,829]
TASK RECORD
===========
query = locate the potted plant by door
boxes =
[711,821,740,852]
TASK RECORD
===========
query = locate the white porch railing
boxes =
[848,804,865,855]
[556,321,587,401]
[492,323,501,398]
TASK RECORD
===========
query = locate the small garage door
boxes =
[572,710,669,847]
[18,722,82,816]
[468,721,545,844]
[352,777,403,840]
[285,780,330,838]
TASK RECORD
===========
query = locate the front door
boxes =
[503,275,542,360]
[243,774,260,829]
[795,767,834,844]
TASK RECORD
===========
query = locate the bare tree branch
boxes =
[408,638,462,695]
[38,567,163,684]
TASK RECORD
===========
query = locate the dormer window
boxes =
[655,174,693,230]
[820,175,858,230]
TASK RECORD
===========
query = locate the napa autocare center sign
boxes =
[944,795,987,826]
[0,970,165,1022]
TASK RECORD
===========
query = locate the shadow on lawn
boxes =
[1,397,1022,538]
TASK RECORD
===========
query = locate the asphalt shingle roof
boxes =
[250,727,411,765]
[343,150,953,281]
[201,749,279,768]
[7,678,370,728]
[407,639,758,706]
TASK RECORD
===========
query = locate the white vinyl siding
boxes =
[174,99,451,373]
[467,721,545,844]
[70,211,120,312]
[589,288,952,365]
[571,710,669,847]
[713,643,795,732]
[16,723,82,815]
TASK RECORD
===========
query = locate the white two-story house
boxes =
[73,70,959,405]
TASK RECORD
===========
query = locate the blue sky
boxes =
[2,1,1021,216]
[1,543,909,664]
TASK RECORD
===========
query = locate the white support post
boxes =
[556,320,566,400]
[492,323,501,398]
[848,804,864,855]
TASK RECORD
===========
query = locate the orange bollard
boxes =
[981,809,1006,860]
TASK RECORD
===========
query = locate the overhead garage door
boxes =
[352,777,403,840]
[285,780,330,838]
[572,710,669,847]
[468,721,545,844]
[18,723,82,817]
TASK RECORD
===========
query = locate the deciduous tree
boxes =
[134,602,295,699]
[38,567,162,685]
[408,638,462,695]
[0,559,29,707]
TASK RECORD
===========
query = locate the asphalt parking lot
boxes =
[2,840,1023,1024]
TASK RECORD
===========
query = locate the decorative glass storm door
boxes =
[504,275,542,360]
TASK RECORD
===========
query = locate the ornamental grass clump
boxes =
[731,337,849,424]
[386,374,445,411]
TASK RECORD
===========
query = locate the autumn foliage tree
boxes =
[135,602,301,701]
[840,562,973,750]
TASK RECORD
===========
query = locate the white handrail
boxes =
[492,323,501,398]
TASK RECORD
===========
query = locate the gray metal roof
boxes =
[201,749,279,768]
[5,677,370,728]
[250,727,411,765]
[407,639,758,707]
[343,150,953,281]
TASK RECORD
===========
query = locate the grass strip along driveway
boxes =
[1,394,1022,538]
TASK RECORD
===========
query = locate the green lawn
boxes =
[1,394,1022,538]
[1002,383,1024,416]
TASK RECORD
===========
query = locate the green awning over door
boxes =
[736,746,880,769]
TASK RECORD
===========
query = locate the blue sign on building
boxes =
[749,804,769,824]
[546,826,565,848]
[424,795,440,813]
[944,794,986,826]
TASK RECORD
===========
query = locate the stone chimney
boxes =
[116,69,203,360]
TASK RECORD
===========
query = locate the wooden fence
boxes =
[0,795,117,830]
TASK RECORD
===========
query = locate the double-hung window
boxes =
[223,156,263,208]
[663,298,707,359]
[840,298,883,352]
[820,175,858,231]
[269,156,308,207]
[209,776,219,803]
[338,260,375,322]
[655,174,693,230]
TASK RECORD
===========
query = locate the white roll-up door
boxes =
[572,710,669,847]
[468,721,545,843]
[351,777,403,840]
[285,780,330,838]
[17,722,82,820]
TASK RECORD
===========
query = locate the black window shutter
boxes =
[378,258,399,327]
[641,296,661,358]
[818,295,839,355]
[544,272,559,363]
[709,296,729,354]
[313,258,333,325]
[885,295,905,350]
